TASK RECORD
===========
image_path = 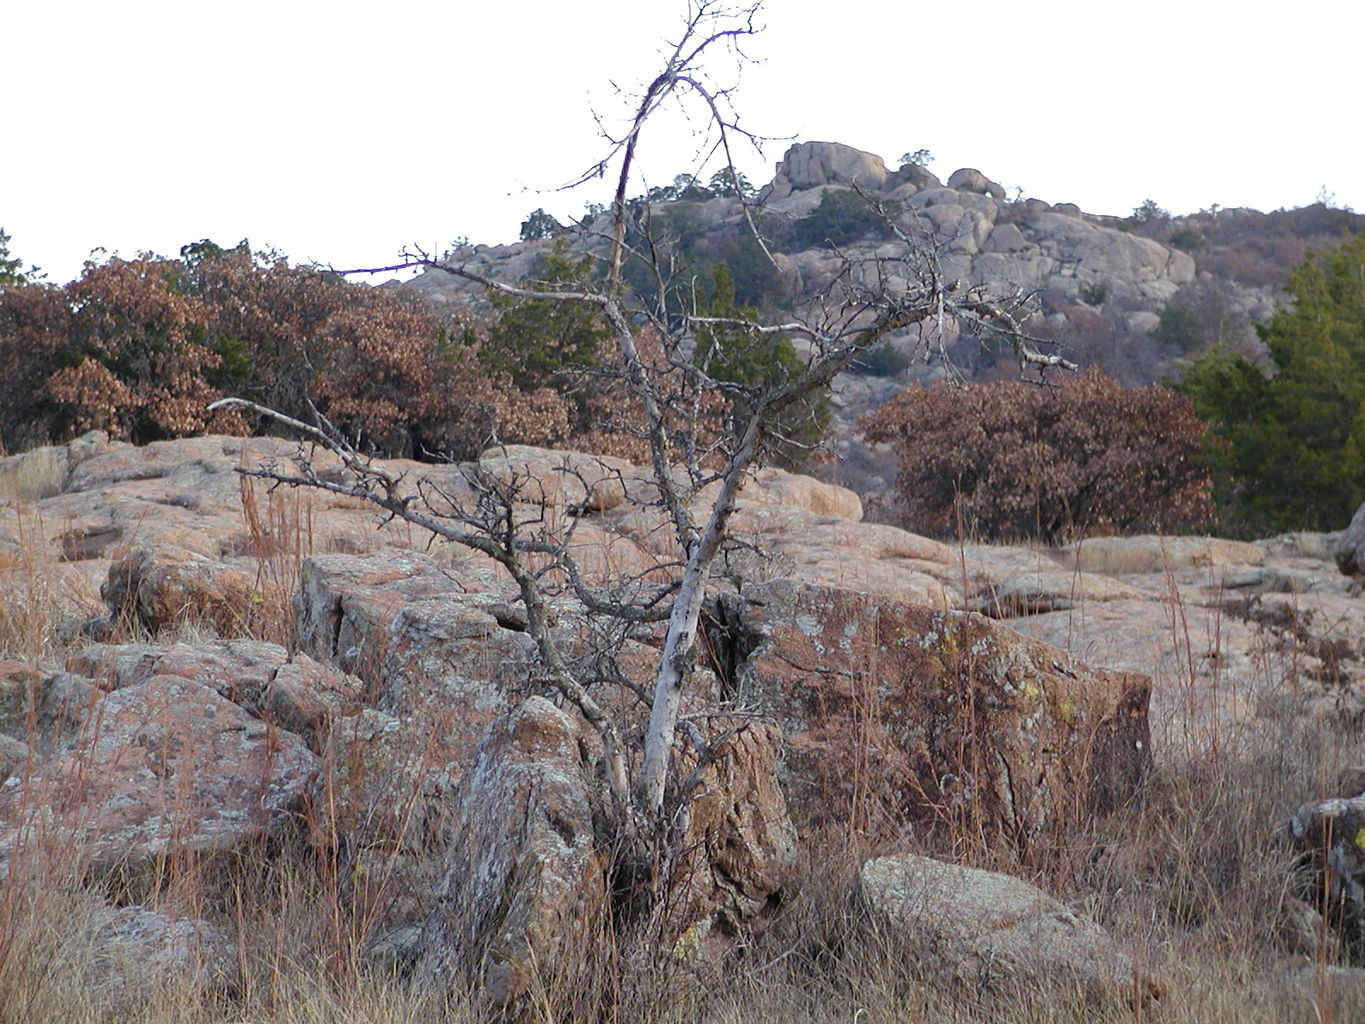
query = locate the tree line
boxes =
[2,227,1361,541]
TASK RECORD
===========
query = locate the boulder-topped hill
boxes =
[403,140,1365,391]
[400,141,1365,502]
[3,432,1365,1008]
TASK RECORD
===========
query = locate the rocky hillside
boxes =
[400,143,1365,496]
[406,140,1364,385]
[3,433,1365,1016]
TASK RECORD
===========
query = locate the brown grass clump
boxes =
[237,474,316,647]
[0,446,67,505]
[0,509,67,664]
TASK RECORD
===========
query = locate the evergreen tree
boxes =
[1178,233,1365,533]
[0,228,37,287]
[706,166,755,198]
[479,240,610,421]
[695,262,828,468]
[792,188,897,250]
[518,209,562,242]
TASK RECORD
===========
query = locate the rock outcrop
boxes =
[712,579,1151,846]
[81,905,238,1012]
[102,544,259,636]
[5,432,1363,1008]
[667,720,799,955]
[946,167,1006,200]
[976,569,1153,616]
[477,444,634,512]
[1290,790,1365,959]
[68,639,364,747]
[415,697,609,1006]
[1062,534,1266,576]
[415,698,797,1005]
[1337,500,1365,576]
[763,141,889,200]
[0,674,318,881]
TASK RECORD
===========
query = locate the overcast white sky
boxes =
[6,0,1362,284]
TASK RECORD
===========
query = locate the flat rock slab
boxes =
[1061,535,1265,576]
[980,570,1154,616]
[69,639,363,748]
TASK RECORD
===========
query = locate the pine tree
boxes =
[1178,233,1365,532]
[696,262,828,468]
[0,228,37,287]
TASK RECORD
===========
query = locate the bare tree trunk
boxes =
[638,407,764,814]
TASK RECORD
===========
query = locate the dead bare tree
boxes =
[212,0,1075,918]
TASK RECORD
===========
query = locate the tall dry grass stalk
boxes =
[239,473,316,646]
[0,508,63,665]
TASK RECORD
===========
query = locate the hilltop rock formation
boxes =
[762,140,890,199]
[407,140,1203,347]
[946,167,1006,199]
[395,140,1364,503]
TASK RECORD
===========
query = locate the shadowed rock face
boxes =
[1338,501,1365,576]
[415,697,609,1007]
[667,720,799,954]
[714,579,1151,848]
[1290,791,1365,960]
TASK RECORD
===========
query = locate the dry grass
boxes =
[238,475,317,646]
[0,510,62,664]
[0,446,67,505]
